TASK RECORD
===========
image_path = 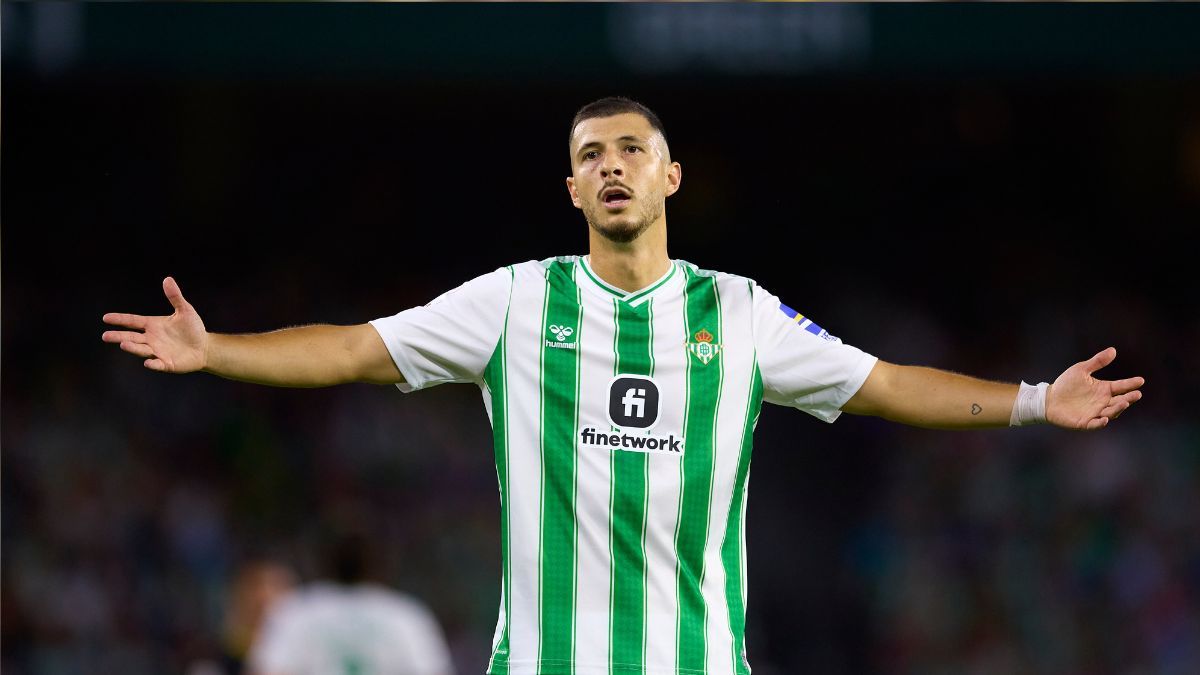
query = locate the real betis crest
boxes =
[687,328,722,365]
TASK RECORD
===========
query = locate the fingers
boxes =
[1082,390,1144,429]
[1083,347,1117,374]
[105,277,186,328]
[144,358,167,372]
[1100,391,1142,418]
[102,330,145,344]
[120,341,156,358]
[1110,376,1145,395]
[1120,390,1143,405]
[163,276,188,311]
[102,313,148,330]
[1099,400,1131,419]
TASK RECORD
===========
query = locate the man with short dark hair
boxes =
[103,96,1144,675]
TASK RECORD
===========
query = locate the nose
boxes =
[600,157,624,179]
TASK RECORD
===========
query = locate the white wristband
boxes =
[1009,381,1049,427]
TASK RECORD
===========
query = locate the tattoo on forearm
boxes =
[971,403,982,415]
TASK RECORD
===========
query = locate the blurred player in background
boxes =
[248,529,454,675]
[187,559,297,675]
[103,97,1144,674]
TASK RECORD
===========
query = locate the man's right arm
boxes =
[205,323,402,387]
[102,277,403,387]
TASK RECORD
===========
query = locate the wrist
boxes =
[1009,381,1049,426]
[201,332,219,374]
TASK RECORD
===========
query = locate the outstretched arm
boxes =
[102,277,403,387]
[842,347,1144,431]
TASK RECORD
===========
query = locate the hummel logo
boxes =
[546,324,578,350]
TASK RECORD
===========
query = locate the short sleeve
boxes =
[752,282,878,423]
[369,267,512,393]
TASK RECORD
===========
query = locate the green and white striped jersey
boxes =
[370,256,877,675]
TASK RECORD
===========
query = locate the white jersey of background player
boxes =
[250,581,454,675]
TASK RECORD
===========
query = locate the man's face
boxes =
[567,113,681,244]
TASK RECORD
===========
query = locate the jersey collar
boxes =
[578,255,680,308]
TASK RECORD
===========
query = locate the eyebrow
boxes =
[577,135,648,153]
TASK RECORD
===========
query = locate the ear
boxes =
[566,176,582,209]
[665,161,682,198]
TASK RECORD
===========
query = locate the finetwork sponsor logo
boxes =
[607,375,660,429]
[546,323,577,350]
[579,426,684,455]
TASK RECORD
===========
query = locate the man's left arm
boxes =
[841,347,1145,430]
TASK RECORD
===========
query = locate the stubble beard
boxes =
[583,196,664,245]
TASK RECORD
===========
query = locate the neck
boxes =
[587,219,671,293]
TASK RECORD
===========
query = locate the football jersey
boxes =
[249,582,454,675]
[370,256,877,675]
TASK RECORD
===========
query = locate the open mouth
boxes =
[601,188,632,209]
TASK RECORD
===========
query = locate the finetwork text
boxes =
[579,426,684,455]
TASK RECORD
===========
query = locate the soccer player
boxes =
[248,530,454,675]
[102,97,1144,675]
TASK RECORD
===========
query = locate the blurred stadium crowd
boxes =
[2,357,502,673]
[5,3,1200,675]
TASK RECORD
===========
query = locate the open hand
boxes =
[102,277,208,373]
[1046,347,1144,430]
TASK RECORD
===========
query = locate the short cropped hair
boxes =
[320,529,376,585]
[569,96,669,148]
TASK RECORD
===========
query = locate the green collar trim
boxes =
[579,256,677,305]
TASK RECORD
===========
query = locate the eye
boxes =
[625,145,642,154]
[583,150,600,161]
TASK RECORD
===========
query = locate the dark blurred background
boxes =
[4,3,1200,674]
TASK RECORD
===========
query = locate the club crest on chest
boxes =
[686,328,722,365]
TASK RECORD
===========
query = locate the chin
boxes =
[602,215,638,232]
[595,221,647,244]
[584,203,652,243]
